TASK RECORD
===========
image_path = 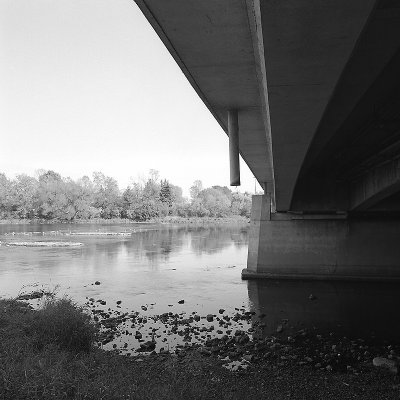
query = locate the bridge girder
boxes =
[136,0,400,213]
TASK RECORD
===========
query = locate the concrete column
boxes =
[246,194,270,273]
[243,195,400,281]
[228,110,240,186]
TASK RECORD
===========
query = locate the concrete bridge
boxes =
[136,0,400,280]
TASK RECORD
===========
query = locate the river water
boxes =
[1,222,399,352]
[0,223,249,312]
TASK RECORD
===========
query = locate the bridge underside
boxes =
[136,0,400,280]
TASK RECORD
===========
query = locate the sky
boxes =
[0,0,261,197]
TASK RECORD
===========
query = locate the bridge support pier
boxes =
[242,195,400,281]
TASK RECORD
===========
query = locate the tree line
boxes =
[0,170,252,221]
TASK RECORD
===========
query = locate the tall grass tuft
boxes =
[29,297,98,353]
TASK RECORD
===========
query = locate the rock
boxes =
[206,314,214,322]
[194,315,200,322]
[139,341,156,352]
[95,281,101,285]
[392,384,400,390]
[372,357,398,374]
[309,294,317,300]
[276,324,283,333]
[178,300,185,304]
[199,348,212,356]
[141,305,147,311]
[219,309,225,314]
[135,331,142,340]
[243,354,253,362]
[239,334,250,344]
[116,300,122,305]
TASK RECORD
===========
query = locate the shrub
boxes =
[30,298,97,353]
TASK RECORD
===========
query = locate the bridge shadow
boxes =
[247,279,400,344]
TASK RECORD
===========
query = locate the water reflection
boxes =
[189,226,248,255]
[247,280,400,343]
[0,223,250,311]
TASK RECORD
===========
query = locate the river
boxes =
[0,223,249,312]
[1,222,399,352]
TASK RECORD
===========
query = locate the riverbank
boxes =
[1,297,398,399]
[0,216,249,226]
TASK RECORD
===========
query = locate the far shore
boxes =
[0,216,250,226]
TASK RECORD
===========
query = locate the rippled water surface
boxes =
[0,223,250,314]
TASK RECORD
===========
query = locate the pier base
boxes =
[242,195,400,281]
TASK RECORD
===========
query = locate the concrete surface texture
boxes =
[135,0,400,214]
[244,196,400,280]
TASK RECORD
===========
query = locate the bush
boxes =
[30,298,97,353]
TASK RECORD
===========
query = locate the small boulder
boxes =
[178,299,185,304]
[372,357,398,374]
[199,348,212,356]
[94,281,101,285]
[139,341,156,352]
[135,331,142,340]
[206,314,214,322]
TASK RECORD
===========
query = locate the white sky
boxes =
[0,0,261,196]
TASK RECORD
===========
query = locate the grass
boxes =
[0,297,99,399]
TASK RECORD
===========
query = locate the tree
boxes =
[0,173,14,218]
[0,170,251,221]
[158,180,173,217]
[231,191,252,218]
[37,170,69,219]
[121,183,143,220]
[92,172,121,218]
[199,187,231,217]
[13,174,39,218]
[69,177,96,219]
[190,180,203,200]
[149,169,160,183]
[212,185,232,199]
